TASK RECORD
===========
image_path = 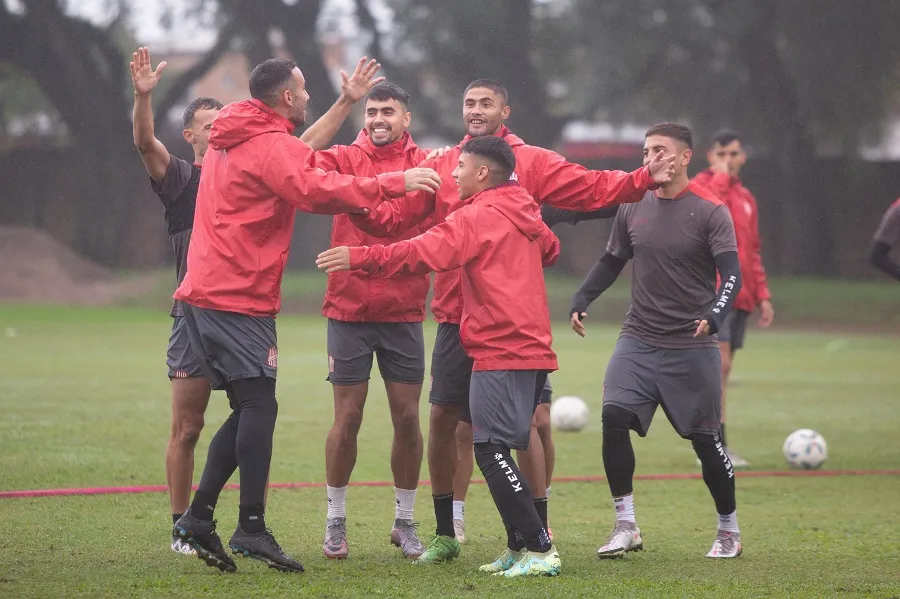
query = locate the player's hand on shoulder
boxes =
[424,146,453,161]
[571,311,587,337]
[647,150,676,185]
[316,246,352,273]
[404,167,442,193]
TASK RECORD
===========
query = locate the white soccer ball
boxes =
[550,396,589,432]
[782,429,827,469]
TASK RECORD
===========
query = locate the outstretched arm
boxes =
[130,47,170,182]
[348,189,437,237]
[300,57,384,150]
[541,204,619,228]
[317,208,482,277]
[261,136,441,215]
[531,149,675,211]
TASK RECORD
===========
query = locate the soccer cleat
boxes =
[229,525,304,572]
[390,519,425,558]
[174,509,237,572]
[494,547,560,578]
[323,517,349,559]
[597,521,643,558]
[414,535,461,565]
[706,530,742,558]
[171,532,196,556]
[453,518,466,544]
[478,548,524,573]
[726,450,750,468]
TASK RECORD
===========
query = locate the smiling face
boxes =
[364,97,410,147]
[463,87,510,137]
[182,108,219,160]
[284,67,310,126]
[452,151,491,200]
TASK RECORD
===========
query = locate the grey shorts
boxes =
[429,323,474,408]
[717,309,749,351]
[470,370,548,450]
[182,303,277,391]
[326,319,425,385]
[603,334,721,439]
[462,372,550,424]
[166,316,204,379]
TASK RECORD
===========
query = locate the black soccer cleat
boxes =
[229,525,305,573]
[174,509,237,573]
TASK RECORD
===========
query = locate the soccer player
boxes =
[693,129,774,467]
[313,82,432,559]
[570,123,744,559]
[317,136,562,577]
[870,198,900,280]
[130,48,388,556]
[350,79,675,564]
[451,204,619,544]
[171,57,441,573]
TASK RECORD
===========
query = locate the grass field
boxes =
[1,303,899,598]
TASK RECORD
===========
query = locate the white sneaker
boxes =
[706,530,742,558]
[453,518,466,544]
[597,521,643,558]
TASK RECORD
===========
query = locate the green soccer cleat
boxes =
[494,547,561,578]
[414,535,461,565]
[478,548,525,573]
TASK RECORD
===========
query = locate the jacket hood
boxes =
[460,125,526,149]
[352,129,418,160]
[209,99,295,151]
[471,181,543,241]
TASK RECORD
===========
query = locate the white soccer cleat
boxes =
[726,451,750,469]
[597,521,643,558]
[706,530,742,558]
[453,518,466,544]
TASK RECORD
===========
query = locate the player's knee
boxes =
[602,404,634,435]
[391,403,420,437]
[175,415,205,449]
[534,406,551,436]
[474,442,509,476]
[430,403,462,437]
[455,421,473,446]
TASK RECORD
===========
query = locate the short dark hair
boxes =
[365,81,410,108]
[461,136,516,182]
[711,128,743,148]
[183,97,223,129]
[645,122,693,149]
[464,79,509,105]
[249,58,297,105]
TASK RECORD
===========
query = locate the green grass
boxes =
[118,270,900,330]
[0,305,899,598]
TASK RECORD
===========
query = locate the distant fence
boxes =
[1,144,897,277]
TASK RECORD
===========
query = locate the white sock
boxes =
[613,494,636,523]
[718,510,739,533]
[452,500,465,521]
[395,487,416,521]
[546,486,551,499]
[326,485,347,519]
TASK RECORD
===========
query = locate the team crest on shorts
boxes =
[328,354,335,373]
[267,346,278,368]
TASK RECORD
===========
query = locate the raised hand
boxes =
[404,167,442,193]
[340,57,385,104]
[647,150,677,185]
[316,246,352,273]
[130,47,167,97]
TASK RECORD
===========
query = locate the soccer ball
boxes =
[782,429,827,469]
[550,396,589,432]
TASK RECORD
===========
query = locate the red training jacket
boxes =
[351,181,560,371]
[174,100,406,316]
[315,130,430,322]
[350,125,657,324]
[693,169,771,312]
